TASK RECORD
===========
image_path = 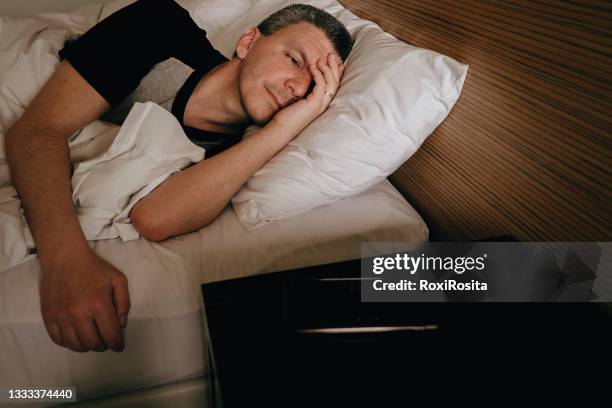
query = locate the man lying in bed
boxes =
[4,0,352,353]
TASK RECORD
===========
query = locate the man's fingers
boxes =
[94,300,125,352]
[76,318,108,352]
[111,273,130,329]
[308,64,326,99]
[328,54,341,83]
[58,320,87,352]
[317,59,336,90]
[44,320,64,347]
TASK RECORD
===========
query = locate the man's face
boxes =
[237,22,339,125]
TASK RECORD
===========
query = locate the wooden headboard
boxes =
[340,0,611,241]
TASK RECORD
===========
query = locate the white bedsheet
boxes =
[0,179,428,405]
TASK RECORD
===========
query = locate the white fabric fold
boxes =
[72,102,204,241]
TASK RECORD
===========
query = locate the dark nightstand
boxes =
[201,259,612,407]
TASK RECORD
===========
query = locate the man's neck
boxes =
[183,59,251,135]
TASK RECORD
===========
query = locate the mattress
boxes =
[0,179,428,405]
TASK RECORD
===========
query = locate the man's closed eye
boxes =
[288,54,300,66]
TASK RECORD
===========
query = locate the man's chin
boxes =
[252,111,275,127]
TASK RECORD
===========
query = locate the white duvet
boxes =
[0,5,102,154]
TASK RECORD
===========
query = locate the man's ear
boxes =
[234,27,262,59]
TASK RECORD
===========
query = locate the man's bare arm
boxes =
[5,60,130,352]
[131,55,344,240]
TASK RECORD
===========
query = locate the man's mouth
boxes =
[265,87,282,110]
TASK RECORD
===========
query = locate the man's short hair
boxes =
[235,4,353,61]
[258,4,353,62]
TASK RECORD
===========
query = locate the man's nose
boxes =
[287,71,313,100]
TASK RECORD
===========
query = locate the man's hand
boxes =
[40,249,130,352]
[271,53,345,136]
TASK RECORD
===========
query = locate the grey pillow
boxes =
[101,58,194,125]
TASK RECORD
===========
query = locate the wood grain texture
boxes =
[339,0,611,241]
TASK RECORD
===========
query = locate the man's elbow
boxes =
[130,204,170,242]
[5,121,64,161]
[131,199,219,241]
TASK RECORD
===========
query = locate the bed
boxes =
[0,0,609,406]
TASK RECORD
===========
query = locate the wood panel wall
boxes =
[339,0,611,241]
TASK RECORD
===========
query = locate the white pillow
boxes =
[189,0,259,39]
[211,0,468,231]
[0,3,102,158]
[100,0,257,39]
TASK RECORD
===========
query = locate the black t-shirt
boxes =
[59,0,241,157]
